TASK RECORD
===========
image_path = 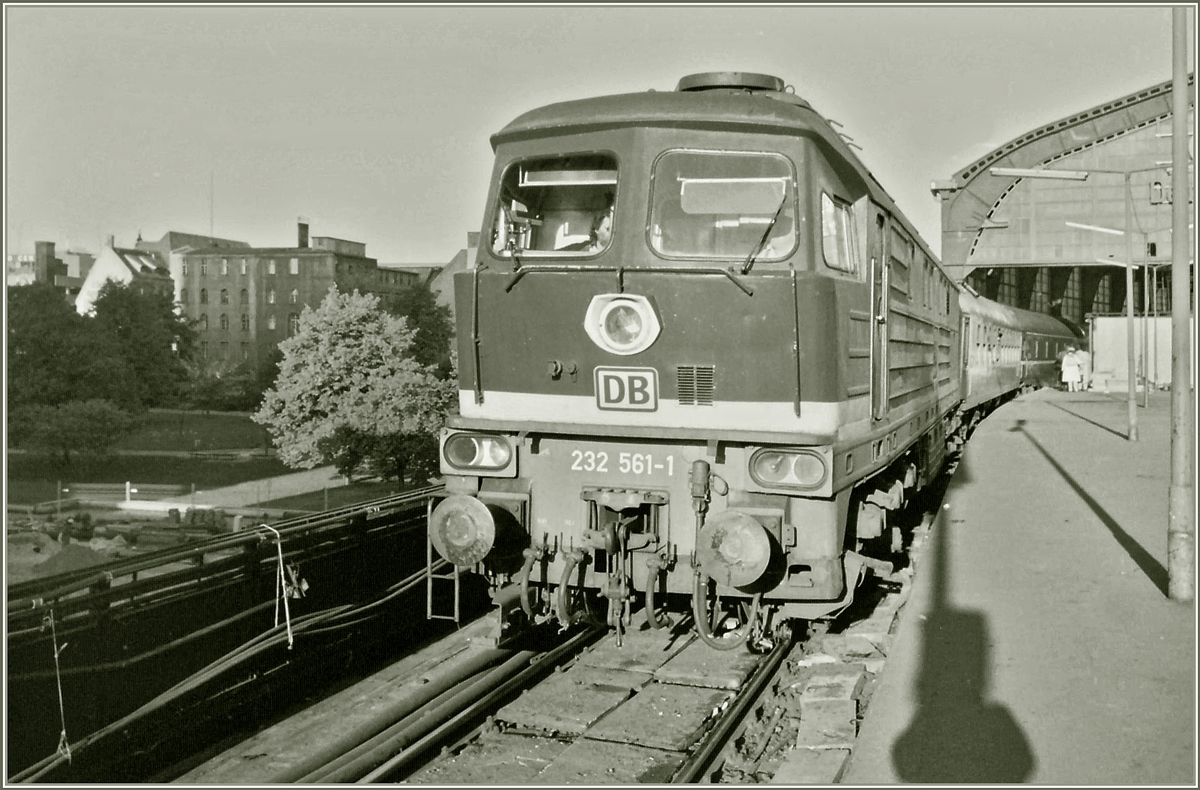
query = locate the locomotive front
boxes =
[429,73,881,646]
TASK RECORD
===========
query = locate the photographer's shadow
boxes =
[891,457,1036,782]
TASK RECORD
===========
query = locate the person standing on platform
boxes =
[1061,346,1082,392]
[1076,346,1092,391]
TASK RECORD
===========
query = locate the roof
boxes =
[179,246,373,260]
[154,231,251,251]
[959,289,1080,337]
[492,87,821,148]
[939,74,1194,273]
[114,247,171,278]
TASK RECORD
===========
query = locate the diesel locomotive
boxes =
[427,72,1080,648]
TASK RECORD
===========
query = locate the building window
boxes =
[289,288,299,304]
[200,260,208,276]
[289,257,299,275]
[241,288,249,305]
[241,342,249,360]
[180,288,188,303]
[200,341,209,358]
[220,288,229,304]
[288,313,300,336]
[267,289,276,304]
[220,314,229,331]
[268,260,276,275]
[200,288,208,304]
[268,315,276,330]
[199,314,209,331]
[221,258,229,276]
[182,261,189,276]
[241,314,250,332]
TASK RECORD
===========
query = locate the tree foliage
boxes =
[91,281,196,408]
[6,283,137,408]
[383,282,454,378]
[253,288,456,483]
[8,400,135,468]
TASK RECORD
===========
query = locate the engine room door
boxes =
[870,208,890,421]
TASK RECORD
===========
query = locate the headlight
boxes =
[584,294,661,355]
[601,302,645,350]
[442,432,513,471]
[749,448,828,489]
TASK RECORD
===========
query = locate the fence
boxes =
[63,483,190,502]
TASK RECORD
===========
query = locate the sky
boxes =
[4,4,1194,265]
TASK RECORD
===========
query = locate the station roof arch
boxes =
[933,75,1194,281]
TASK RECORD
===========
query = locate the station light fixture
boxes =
[989,167,1090,180]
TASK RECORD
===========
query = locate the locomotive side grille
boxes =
[677,365,715,406]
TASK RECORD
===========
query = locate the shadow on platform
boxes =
[1046,402,1128,440]
[891,454,1036,783]
[1011,419,1169,597]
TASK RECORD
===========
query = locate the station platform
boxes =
[842,388,1195,785]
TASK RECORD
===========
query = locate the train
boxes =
[426,72,1082,648]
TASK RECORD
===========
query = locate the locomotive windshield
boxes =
[491,153,618,258]
[649,150,797,261]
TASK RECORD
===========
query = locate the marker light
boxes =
[442,432,513,472]
[584,294,661,355]
[749,448,828,489]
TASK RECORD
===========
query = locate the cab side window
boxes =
[821,193,861,278]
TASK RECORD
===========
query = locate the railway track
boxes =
[404,619,796,784]
[173,467,945,785]
[16,470,944,785]
[172,553,914,786]
[6,487,493,783]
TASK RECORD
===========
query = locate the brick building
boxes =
[173,221,411,369]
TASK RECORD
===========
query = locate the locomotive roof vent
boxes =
[676,72,786,93]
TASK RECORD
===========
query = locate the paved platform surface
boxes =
[841,388,1195,785]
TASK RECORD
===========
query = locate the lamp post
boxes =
[991,165,1169,441]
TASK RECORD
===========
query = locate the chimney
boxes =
[298,217,309,249]
[107,234,116,249]
[35,241,55,265]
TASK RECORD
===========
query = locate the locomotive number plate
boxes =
[594,367,658,411]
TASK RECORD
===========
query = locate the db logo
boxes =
[594,367,659,411]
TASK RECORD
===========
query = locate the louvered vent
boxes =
[677,365,715,406]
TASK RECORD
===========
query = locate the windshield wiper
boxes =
[499,202,525,271]
[741,195,788,275]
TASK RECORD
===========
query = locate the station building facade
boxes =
[932,76,1194,337]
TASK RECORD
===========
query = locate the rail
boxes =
[7,486,441,621]
[672,624,796,783]
[10,558,453,784]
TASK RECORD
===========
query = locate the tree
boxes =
[8,400,135,468]
[253,288,456,483]
[91,280,196,408]
[6,283,137,408]
[384,282,454,378]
